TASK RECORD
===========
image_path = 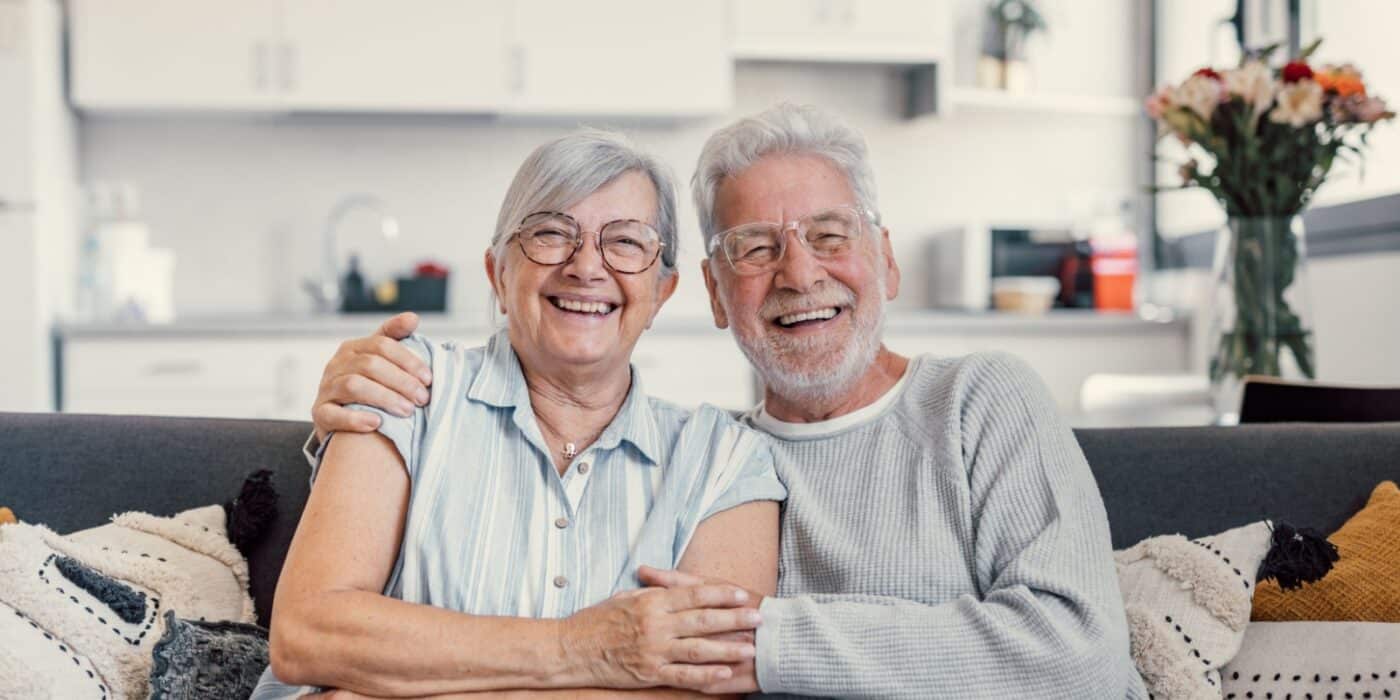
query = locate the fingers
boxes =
[312,402,382,435]
[328,374,417,418]
[666,584,750,613]
[353,353,430,407]
[673,607,763,638]
[362,335,433,388]
[667,637,756,665]
[638,565,706,589]
[656,663,735,691]
[378,311,420,342]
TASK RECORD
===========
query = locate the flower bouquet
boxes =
[1146,40,1394,415]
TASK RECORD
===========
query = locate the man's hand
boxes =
[559,583,760,693]
[636,567,764,695]
[311,312,432,441]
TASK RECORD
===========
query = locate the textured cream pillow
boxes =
[0,506,257,699]
[1116,521,1277,699]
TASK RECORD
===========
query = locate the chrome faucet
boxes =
[304,194,400,312]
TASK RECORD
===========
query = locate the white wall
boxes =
[76,0,1144,322]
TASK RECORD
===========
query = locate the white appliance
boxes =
[923,223,993,311]
[0,0,77,411]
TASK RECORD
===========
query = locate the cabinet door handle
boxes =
[252,41,270,92]
[278,41,297,93]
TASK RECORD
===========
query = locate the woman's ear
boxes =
[644,269,680,329]
[484,249,507,314]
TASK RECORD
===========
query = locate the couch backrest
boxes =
[2,412,1397,628]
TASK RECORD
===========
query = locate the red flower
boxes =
[1192,67,1224,81]
[1282,61,1314,83]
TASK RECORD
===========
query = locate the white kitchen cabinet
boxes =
[58,328,753,420]
[280,0,508,112]
[69,0,508,113]
[63,337,341,421]
[69,0,284,110]
[731,0,952,64]
[503,0,731,117]
[67,0,730,116]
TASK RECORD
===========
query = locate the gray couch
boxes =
[2,412,1397,628]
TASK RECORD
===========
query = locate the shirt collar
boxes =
[466,328,663,465]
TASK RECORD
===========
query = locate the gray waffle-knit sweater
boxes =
[748,352,1147,699]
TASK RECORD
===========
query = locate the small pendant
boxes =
[563,442,577,459]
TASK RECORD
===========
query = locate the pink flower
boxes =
[1144,85,1172,120]
[1353,96,1393,123]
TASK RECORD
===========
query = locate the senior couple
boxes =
[254,104,1147,699]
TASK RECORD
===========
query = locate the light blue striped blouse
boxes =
[253,330,785,698]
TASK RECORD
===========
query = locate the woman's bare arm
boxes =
[271,432,760,697]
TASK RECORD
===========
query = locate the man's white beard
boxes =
[731,277,887,408]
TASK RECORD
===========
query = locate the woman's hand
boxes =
[559,583,761,691]
[311,312,433,440]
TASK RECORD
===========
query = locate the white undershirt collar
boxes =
[747,361,913,440]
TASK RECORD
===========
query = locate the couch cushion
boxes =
[1251,480,1400,622]
[0,413,311,628]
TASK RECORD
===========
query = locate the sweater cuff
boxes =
[755,595,792,694]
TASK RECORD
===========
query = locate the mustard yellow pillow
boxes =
[0,507,15,526]
[1252,480,1400,621]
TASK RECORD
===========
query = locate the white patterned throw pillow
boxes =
[1116,520,1337,700]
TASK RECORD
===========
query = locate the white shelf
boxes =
[948,87,1142,117]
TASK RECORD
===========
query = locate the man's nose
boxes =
[561,231,609,282]
[773,228,828,292]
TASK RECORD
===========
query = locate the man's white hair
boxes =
[690,103,880,251]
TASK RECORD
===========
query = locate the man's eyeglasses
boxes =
[707,205,877,276]
[511,211,665,275]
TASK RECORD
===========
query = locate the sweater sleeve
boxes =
[754,353,1144,699]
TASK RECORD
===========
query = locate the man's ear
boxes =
[484,250,507,314]
[645,269,680,329]
[701,258,729,329]
[879,227,901,301]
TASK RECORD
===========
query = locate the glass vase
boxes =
[1207,216,1316,422]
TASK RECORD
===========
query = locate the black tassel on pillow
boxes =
[223,469,278,556]
[1257,521,1339,591]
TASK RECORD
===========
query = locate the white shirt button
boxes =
[553,575,569,589]
[554,517,569,529]
[577,462,591,475]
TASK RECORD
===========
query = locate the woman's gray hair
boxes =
[491,128,678,276]
[691,103,880,252]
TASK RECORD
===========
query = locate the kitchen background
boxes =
[3,0,1398,425]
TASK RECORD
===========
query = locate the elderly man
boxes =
[307,104,1145,698]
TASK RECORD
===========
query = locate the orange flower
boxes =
[1316,64,1367,97]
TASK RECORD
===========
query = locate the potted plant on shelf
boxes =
[1147,40,1394,420]
[978,0,1046,93]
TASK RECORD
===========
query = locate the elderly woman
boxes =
[252,131,785,699]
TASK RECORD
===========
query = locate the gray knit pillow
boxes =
[148,610,269,700]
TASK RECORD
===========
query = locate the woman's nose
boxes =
[561,231,609,281]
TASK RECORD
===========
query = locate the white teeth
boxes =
[777,307,839,327]
[552,297,615,315]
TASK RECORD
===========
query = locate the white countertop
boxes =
[54,308,1189,340]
